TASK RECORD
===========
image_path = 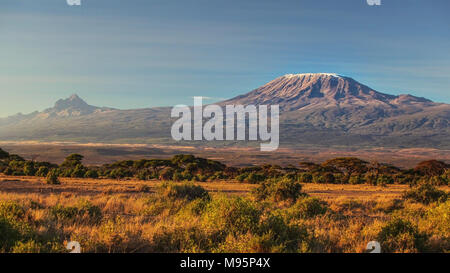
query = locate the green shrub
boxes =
[377,175,394,186]
[235,173,248,182]
[0,201,25,221]
[195,174,208,182]
[160,182,210,201]
[50,200,102,223]
[377,218,427,253]
[253,177,304,203]
[256,214,310,252]
[151,226,220,253]
[172,171,184,181]
[109,168,132,179]
[84,169,99,179]
[11,240,44,253]
[203,196,260,236]
[71,164,86,178]
[181,170,193,181]
[287,197,328,219]
[0,204,34,252]
[245,173,266,184]
[403,184,448,204]
[23,162,36,176]
[424,200,450,238]
[46,169,60,185]
[349,175,364,185]
[35,166,49,177]
[298,172,313,183]
[159,167,175,180]
[3,167,13,175]
[0,217,25,251]
[0,148,9,159]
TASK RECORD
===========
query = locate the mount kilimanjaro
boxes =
[1,73,449,148]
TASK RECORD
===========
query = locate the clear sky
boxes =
[0,0,449,117]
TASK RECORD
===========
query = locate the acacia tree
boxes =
[414,160,449,177]
[322,157,368,182]
[61,154,84,168]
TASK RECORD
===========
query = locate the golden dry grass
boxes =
[1,175,448,253]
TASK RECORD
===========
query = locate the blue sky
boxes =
[0,0,449,117]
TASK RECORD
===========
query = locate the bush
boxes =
[403,184,448,204]
[253,177,304,203]
[84,169,99,179]
[172,171,184,182]
[377,175,394,186]
[151,226,219,253]
[377,218,427,253]
[160,182,210,201]
[46,170,60,185]
[349,175,364,185]
[256,214,309,252]
[50,200,102,223]
[35,166,49,177]
[23,162,36,176]
[235,173,248,183]
[71,164,86,178]
[0,201,25,221]
[287,197,328,219]
[0,148,9,159]
[245,173,266,184]
[109,168,132,179]
[159,168,175,180]
[203,196,260,236]
[0,217,28,251]
[298,172,313,183]
[11,240,45,253]
[0,202,34,252]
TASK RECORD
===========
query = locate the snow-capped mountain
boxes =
[0,74,449,148]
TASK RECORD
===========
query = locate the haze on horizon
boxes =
[0,0,449,117]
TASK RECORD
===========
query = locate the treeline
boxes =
[0,147,449,186]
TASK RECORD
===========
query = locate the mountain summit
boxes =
[223,73,431,111]
[41,94,110,118]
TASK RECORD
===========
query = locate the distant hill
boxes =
[1,73,449,148]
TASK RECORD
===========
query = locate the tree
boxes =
[414,160,449,177]
[322,157,368,176]
[61,154,84,168]
[298,172,313,183]
[23,161,36,176]
[84,170,99,179]
[36,166,49,177]
[71,164,86,178]
[0,148,9,159]
[7,154,24,162]
[159,167,175,180]
[46,169,60,185]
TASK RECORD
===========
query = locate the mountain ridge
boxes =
[0,73,449,148]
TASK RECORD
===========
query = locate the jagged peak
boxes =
[54,94,89,108]
[68,93,83,101]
